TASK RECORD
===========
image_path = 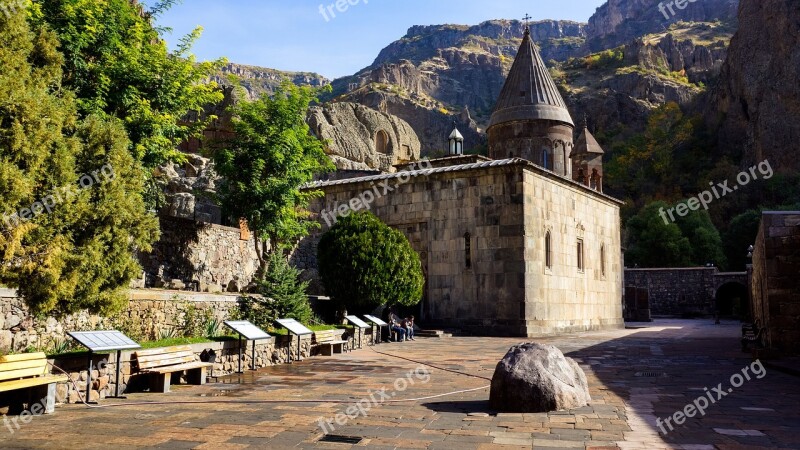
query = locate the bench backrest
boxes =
[134,346,198,371]
[0,352,49,382]
[313,330,345,344]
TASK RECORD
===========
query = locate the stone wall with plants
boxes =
[0,289,241,354]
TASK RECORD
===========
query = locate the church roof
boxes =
[574,126,605,155]
[488,27,574,129]
[304,158,622,205]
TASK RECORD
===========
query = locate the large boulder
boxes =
[489,343,590,413]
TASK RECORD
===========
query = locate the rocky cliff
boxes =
[307,102,421,172]
[586,0,739,51]
[213,62,330,100]
[712,0,800,173]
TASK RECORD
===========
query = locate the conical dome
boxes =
[488,27,574,129]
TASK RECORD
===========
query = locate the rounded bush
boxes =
[317,211,424,311]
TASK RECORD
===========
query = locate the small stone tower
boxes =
[487,26,574,176]
[572,118,605,192]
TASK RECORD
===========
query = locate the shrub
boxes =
[236,252,313,328]
[317,211,424,312]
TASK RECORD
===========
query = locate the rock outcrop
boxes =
[154,154,222,224]
[586,0,739,51]
[712,0,800,173]
[490,343,591,413]
[213,63,330,100]
[307,102,421,172]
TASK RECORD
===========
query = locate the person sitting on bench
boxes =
[403,316,415,340]
[390,318,407,342]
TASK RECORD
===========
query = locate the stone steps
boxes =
[416,329,453,338]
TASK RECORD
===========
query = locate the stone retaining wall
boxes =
[1,289,241,353]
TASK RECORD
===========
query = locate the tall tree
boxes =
[213,82,334,266]
[0,6,159,315]
[625,202,693,268]
[30,0,225,168]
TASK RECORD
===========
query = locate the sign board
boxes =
[363,315,388,327]
[275,318,313,336]
[67,331,140,352]
[345,315,371,329]
[224,321,271,341]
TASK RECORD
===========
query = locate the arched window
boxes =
[600,244,606,277]
[375,130,391,154]
[577,239,584,272]
[545,231,552,270]
[464,232,472,269]
[542,148,551,170]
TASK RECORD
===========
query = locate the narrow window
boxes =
[577,239,584,272]
[601,244,606,277]
[464,233,472,269]
[545,231,552,270]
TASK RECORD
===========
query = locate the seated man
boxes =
[390,319,407,342]
[402,316,415,340]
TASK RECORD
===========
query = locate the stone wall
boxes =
[624,268,717,316]
[0,289,241,353]
[138,217,261,293]
[299,159,624,336]
[750,212,800,354]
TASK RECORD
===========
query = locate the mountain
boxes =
[711,0,800,173]
[212,62,330,100]
[586,0,739,51]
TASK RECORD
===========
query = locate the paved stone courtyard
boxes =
[4,319,799,449]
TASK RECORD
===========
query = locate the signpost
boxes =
[344,315,371,349]
[67,331,141,401]
[275,318,313,363]
[363,315,388,344]
[223,321,271,373]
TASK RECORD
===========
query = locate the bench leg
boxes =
[186,367,207,386]
[43,383,56,414]
[151,373,171,393]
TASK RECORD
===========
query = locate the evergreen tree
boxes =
[317,211,424,312]
[0,6,158,315]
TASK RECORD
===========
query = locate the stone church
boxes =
[297,26,624,336]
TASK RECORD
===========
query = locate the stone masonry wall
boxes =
[138,216,261,293]
[299,160,624,337]
[750,212,800,354]
[624,268,716,316]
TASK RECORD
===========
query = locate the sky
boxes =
[145,0,607,80]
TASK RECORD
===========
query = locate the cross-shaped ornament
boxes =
[523,14,532,26]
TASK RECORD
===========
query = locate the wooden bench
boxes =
[132,346,214,393]
[0,353,68,414]
[312,330,348,356]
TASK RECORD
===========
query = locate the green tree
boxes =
[625,202,692,268]
[317,212,424,312]
[723,209,762,271]
[674,207,727,268]
[248,251,313,325]
[30,0,225,168]
[0,6,158,314]
[213,82,334,266]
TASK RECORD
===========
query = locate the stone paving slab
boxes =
[2,319,799,449]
